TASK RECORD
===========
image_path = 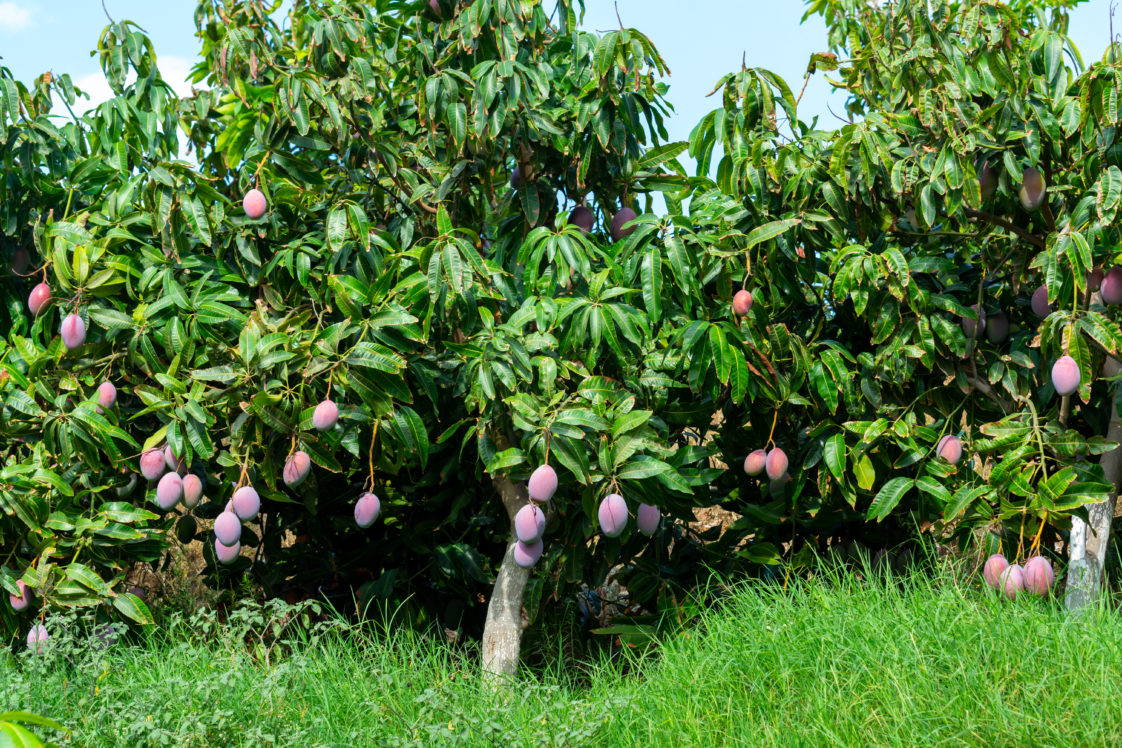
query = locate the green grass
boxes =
[5,565,1122,747]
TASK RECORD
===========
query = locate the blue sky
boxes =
[0,0,1119,148]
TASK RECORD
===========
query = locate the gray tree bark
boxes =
[480,476,531,681]
[1064,356,1122,612]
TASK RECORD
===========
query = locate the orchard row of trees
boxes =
[2,0,1120,675]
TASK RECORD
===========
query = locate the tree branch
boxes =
[963,207,1045,249]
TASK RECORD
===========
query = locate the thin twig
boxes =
[795,71,812,106]
[963,207,1046,249]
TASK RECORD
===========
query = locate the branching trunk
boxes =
[1064,357,1122,612]
[481,476,531,681]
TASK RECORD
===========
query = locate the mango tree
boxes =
[689,0,1122,606]
[0,0,771,677]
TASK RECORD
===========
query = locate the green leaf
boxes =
[635,141,688,170]
[65,563,111,596]
[611,410,651,439]
[5,391,43,418]
[708,324,731,384]
[185,195,212,246]
[618,457,671,480]
[854,454,875,491]
[0,712,66,733]
[1038,467,1078,510]
[745,218,800,249]
[914,475,953,505]
[446,102,467,146]
[87,306,134,332]
[944,486,988,520]
[0,722,46,748]
[729,354,749,404]
[824,433,846,481]
[393,406,430,469]
[327,207,348,252]
[113,592,154,625]
[300,436,344,474]
[1098,165,1122,222]
[555,408,610,431]
[594,32,618,79]
[1079,313,1122,356]
[1053,480,1114,511]
[347,343,407,373]
[485,448,525,473]
[866,477,913,522]
[34,469,73,497]
[640,249,663,323]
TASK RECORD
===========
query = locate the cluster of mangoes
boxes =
[742,446,791,494]
[11,186,383,577]
[508,164,641,244]
[512,465,661,569]
[982,553,1055,599]
[963,165,1122,398]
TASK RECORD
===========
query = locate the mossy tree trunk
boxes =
[1064,357,1122,611]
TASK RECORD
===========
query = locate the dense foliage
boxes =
[699,0,1122,571]
[4,0,1122,657]
[0,0,732,644]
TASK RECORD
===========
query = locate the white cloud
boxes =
[0,2,33,33]
[159,56,197,99]
[67,73,116,116]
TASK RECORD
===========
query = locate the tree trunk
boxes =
[1064,356,1122,612]
[481,476,531,681]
